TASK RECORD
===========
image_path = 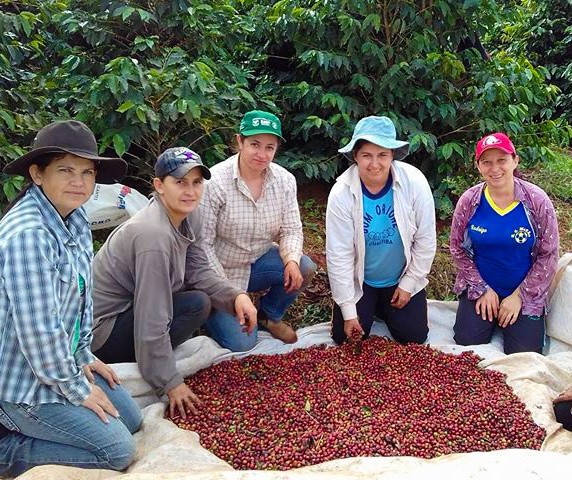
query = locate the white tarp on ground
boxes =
[11,256,572,478]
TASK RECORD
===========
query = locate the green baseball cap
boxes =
[239,110,285,140]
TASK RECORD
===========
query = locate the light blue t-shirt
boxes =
[362,175,406,288]
[468,188,535,297]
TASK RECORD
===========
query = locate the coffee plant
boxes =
[0,0,570,213]
[493,0,572,123]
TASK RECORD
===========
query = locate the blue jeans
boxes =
[205,246,316,352]
[0,373,142,477]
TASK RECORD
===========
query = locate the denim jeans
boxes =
[94,290,212,363]
[0,373,142,477]
[205,246,316,352]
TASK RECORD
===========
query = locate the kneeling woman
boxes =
[91,147,257,420]
[450,132,558,354]
[0,121,142,477]
[326,116,436,344]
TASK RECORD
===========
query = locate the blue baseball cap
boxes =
[154,147,211,179]
[338,116,409,161]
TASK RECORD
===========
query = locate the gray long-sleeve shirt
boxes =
[92,196,242,396]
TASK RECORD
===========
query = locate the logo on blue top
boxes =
[511,227,531,244]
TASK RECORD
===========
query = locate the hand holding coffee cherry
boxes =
[344,318,364,341]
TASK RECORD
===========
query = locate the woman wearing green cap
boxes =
[326,116,436,344]
[201,110,316,351]
[0,120,141,476]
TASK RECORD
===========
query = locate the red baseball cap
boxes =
[475,132,516,160]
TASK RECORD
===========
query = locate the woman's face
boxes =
[353,142,394,187]
[476,149,518,190]
[237,133,279,175]
[29,154,96,217]
[153,167,204,223]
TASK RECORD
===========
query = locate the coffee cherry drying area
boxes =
[167,337,545,471]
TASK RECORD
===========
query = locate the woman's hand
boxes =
[83,358,120,389]
[234,293,257,333]
[344,318,364,342]
[475,288,499,322]
[167,382,203,419]
[554,386,572,404]
[82,384,119,423]
[284,261,303,294]
[390,287,411,309]
[498,288,522,328]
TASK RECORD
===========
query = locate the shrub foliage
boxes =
[0,0,570,213]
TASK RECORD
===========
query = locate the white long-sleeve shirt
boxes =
[326,162,436,320]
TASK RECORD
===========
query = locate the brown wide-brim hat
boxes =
[3,120,128,184]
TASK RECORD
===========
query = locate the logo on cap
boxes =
[483,135,502,146]
[252,118,277,130]
[172,147,198,162]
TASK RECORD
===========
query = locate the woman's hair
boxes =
[2,153,63,215]
[352,139,370,155]
[154,174,167,183]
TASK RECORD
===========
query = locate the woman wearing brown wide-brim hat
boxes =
[0,120,142,477]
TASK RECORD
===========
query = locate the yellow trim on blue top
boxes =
[484,186,519,215]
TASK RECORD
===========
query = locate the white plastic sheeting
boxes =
[13,291,572,479]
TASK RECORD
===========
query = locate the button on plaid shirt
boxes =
[201,154,303,290]
[0,185,94,406]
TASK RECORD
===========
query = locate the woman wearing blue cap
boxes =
[326,116,436,344]
[91,147,257,420]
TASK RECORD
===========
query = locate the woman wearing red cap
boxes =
[0,120,141,476]
[450,132,558,354]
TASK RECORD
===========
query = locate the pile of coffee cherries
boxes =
[168,337,545,470]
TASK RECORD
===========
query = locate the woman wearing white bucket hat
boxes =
[326,116,436,344]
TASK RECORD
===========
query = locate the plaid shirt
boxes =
[201,154,303,290]
[450,178,559,316]
[0,185,94,406]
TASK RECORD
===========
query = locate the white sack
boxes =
[84,183,149,230]
[546,253,572,347]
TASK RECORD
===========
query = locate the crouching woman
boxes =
[91,147,257,420]
[0,120,142,477]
